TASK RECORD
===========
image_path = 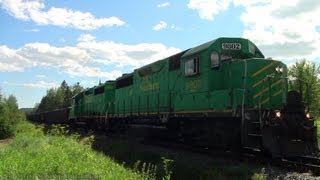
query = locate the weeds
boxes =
[161,157,173,180]
[133,160,157,180]
[47,124,69,136]
[251,173,266,180]
[0,122,143,179]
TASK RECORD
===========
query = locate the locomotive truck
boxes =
[31,37,319,157]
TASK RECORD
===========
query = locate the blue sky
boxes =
[0,0,319,108]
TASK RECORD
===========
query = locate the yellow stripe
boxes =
[260,89,283,105]
[272,89,283,97]
[253,79,282,99]
[251,61,276,77]
[252,73,275,88]
[261,98,270,105]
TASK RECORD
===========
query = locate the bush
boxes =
[0,93,24,139]
[0,122,143,179]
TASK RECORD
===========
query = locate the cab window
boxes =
[185,57,199,76]
[211,51,220,68]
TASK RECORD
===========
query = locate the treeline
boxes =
[35,81,83,112]
[0,92,24,139]
[289,60,320,117]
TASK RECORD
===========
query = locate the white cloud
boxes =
[0,35,181,79]
[2,80,58,89]
[59,38,66,43]
[239,0,320,60]
[170,25,181,31]
[152,21,168,31]
[187,0,232,20]
[0,0,125,30]
[77,34,96,42]
[187,0,320,61]
[157,2,170,8]
[24,28,39,32]
[36,74,46,78]
[0,45,34,72]
[76,38,181,69]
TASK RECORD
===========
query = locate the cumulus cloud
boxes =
[24,28,39,32]
[0,45,34,72]
[0,0,125,30]
[36,74,46,78]
[152,21,168,31]
[157,2,170,8]
[187,0,320,61]
[187,0,232,20]
[77,34,96,42]
[2,80,58,89]
[0,34,181,79]
[239,0,320,60]
[77,39,180,69]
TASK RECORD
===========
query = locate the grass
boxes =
[0,121,268,179]
[0,121,146,180]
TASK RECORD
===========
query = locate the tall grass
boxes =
[0,121,145,179]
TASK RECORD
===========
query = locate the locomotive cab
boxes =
[177,37,318,157]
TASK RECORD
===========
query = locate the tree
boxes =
[35,81,84,112]
[71,82,83,96]
[0,91,24,139]
[288,60,320,116]
[6,94,18,109]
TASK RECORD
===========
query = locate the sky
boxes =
[0,0,320,108]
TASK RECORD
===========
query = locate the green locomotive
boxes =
[69,37,318,157]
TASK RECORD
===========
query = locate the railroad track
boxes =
[144,138,320,176]
[276,156,320,175]
[45,123,320,176]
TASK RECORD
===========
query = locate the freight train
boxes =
[28,37,318,157]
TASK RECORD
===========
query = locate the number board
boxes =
[221,43,241,50]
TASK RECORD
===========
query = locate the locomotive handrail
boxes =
[241,60,248,146]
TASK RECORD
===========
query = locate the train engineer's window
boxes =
[211,51,220,68]
[85,90,93,95]
[185,57,199,76]
[116,75,133,89]
[94,86,104,95]
[169,50,187,71]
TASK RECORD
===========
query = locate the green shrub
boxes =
[0,93,24,139]
[0,122,143,179]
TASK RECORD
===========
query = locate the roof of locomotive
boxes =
[182,37,264,58]
[182,39,217,58]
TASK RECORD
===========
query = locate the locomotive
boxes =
[33,37,319,157]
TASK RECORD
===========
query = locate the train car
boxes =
[66,37,317,157]
[27,108,69,124]
[114,50,188,122]
[69,81,116,128]
[110,37,317,156]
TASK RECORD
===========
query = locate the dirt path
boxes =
[0,138,11,145]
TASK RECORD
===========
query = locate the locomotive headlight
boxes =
[275,67,284,73]
[275,110,281,118]
[306,112,311,119]
[279,67,284,73]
